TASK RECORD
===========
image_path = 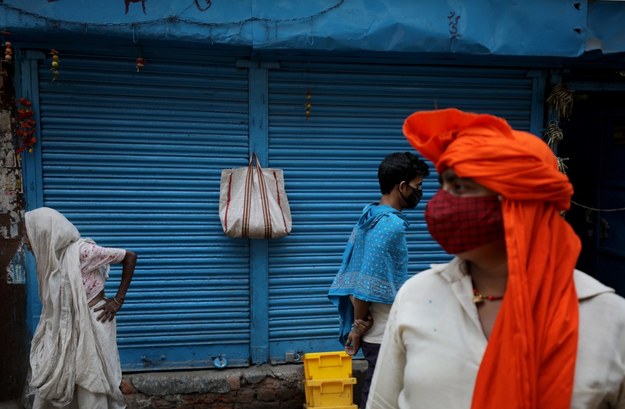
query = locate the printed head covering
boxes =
[403,108,581,409]
[328,204,409,344]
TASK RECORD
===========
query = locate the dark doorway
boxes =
[560,91,625,296]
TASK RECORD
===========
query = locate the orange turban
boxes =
[403,108,581,409]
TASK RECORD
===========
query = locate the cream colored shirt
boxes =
[367,258,625,409]
[364,302,392,344]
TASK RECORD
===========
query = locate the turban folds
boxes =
[403,108,581,409]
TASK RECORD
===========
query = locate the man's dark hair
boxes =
[378,152,430,194]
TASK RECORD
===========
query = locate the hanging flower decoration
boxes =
[544,82,575,175]
[305,89,312,120]
[546,83,574,119]
[15,98,37,155]
[50,49,60,81]
[135,56,145,72]
[4,41,13,63]
[544,120,564,150]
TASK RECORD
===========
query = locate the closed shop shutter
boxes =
[266,61,537,362]
[27,47,541,368]
[34,47,251,370]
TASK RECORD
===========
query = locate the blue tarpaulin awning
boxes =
[1,0,625,57]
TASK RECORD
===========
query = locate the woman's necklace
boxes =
[469,263,505,304]
[472,288,504,304]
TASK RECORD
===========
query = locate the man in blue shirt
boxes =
[328,151,429,409]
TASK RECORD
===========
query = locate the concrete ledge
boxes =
[121,360,367,409]
[125,364,303,395]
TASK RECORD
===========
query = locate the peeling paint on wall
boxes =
[0,43,30,402]
[1,107,27,285]
[7,249,26,284]
[1,110,23,239]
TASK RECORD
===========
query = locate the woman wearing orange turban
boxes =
[366,108,625,409]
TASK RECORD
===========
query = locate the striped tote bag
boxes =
[219,153,292,239]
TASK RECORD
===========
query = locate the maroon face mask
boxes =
[425,189,504,255]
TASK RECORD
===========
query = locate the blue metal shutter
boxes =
[35,47,251,370]
[266,61,536,362]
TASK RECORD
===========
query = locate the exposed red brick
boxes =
[120,379,136,394]
[256,387,277,402]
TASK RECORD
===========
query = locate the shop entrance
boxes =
[561,91,625,296]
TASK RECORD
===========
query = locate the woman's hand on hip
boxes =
[94,297,123,322]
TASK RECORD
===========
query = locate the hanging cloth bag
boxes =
[219,153,292,239]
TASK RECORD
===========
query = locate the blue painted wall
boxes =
[2,0,625,57]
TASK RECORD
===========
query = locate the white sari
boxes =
[26,207,124,409]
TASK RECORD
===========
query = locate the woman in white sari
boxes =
[24,207,137,409]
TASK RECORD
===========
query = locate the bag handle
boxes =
[243,153,273,238]
[249,152,259,167]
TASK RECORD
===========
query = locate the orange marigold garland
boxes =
[305,89,312,120]
[3,41,13,63]
[2,30,12,63]
[50,49,60,81]
[135,57,145,72]
[16,98,37,154]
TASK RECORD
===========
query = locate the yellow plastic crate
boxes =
[304,377,357,407]
[303,405,357,409]
[303,351,352,380]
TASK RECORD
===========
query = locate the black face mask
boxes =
[400,184,422,209]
